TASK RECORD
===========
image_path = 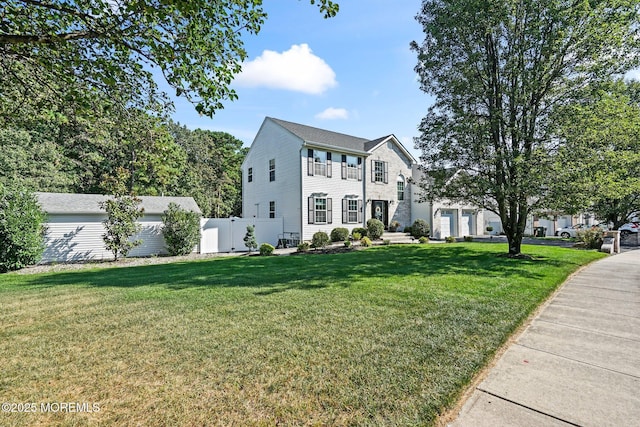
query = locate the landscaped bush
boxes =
[464,236,473,242]
[419,236,429,244]
[161,202,201,256]
[383,239,391,245]
[366,218,385,240]
[243,225,258,252]
[352,227,367,238]
[344,240,351,248]
[411,219,430,238]
[445,236,456,243]
[259,243,275,256]
[389,220,401,232]
[360,236,372,247]
[330,227,349,242]
[403,225,412,234]
[352,231,362,241]
[311,231,330,249]
[0,185,46,272]
[99,195,144,261]
[297,242,310,252]
[577,228,604,249]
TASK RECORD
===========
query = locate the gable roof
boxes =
[268,117,416,163]
[36,192,202,215]
[269,117,370,152]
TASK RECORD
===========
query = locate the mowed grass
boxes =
[0,243,604,426]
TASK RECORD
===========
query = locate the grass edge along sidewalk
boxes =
[0,243,605,426]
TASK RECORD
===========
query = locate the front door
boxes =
[372,200,388,228]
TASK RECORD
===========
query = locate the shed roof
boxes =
[36,192,202,215]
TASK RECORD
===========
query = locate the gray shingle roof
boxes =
[36,192,202,215]
[269,117,370,152]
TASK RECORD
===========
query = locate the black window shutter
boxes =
[307,149,314,176]
[327,152,332,178]
[327,198,333,224]
[357,199,363,223]
[308,197,315,224]
[341,155,347,180]
[342,199,348,223]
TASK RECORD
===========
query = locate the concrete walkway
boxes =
[450,249,640,427]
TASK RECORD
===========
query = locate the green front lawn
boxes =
[0,244,604,426]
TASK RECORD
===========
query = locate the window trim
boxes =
[248,167,253,183]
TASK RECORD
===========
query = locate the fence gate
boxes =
[200,218,284,253]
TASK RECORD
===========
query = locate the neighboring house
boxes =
[242,117,483,241]
[36,192,201,263]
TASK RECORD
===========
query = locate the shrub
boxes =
[411,219,430,238]
[311,231,330,249]
[403,225,412,234]
[577,228,604,249]
[352,227,367,238]
[389,220,400,232]
[330,227,349,242]
[161,203,201,256]
[366,218,384,240]
[352,231,362,241]
[445,236,456,243]
[99,195,144,261]
[360,236,372,247]
[243,225,257,252]
[383,239,391,245]
[0,185,46,272]
[297,242,310,252]
[344,240,351,248]
[463,236,473,242]
[419,236,429,244]
[259,243,275,256]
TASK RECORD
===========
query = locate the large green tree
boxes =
[169,123,246,218]
[1,0,338,118]
[551,80,640,229]
[412,0,640,256]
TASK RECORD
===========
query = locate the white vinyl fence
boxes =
[200,217,284,253]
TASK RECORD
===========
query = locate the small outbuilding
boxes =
[36,192,202,263]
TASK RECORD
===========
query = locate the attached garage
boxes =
[36,192,201,263]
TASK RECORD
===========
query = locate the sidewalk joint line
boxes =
[474,388,582,427]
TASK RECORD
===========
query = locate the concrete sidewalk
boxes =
[450,249,640,427]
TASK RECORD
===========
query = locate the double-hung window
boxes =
[341,155,361,180]
[247,167,253,183]
[308,195,332,224]
[269,159,275,182]
[269,201,276,218]
[397,176,405,201]
[307,149,332,177]
[372,160,388,183]
[342,198,362,224]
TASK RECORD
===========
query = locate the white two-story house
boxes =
[242,117,416,242]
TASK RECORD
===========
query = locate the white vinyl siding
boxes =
[40,214,173,263]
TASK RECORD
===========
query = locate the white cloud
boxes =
[315,107,349,120]
[234,44,337,94]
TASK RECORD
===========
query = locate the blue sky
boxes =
[168,1,431,159]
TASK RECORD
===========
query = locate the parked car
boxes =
[555,224,586,238]
[619,222,640,236]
